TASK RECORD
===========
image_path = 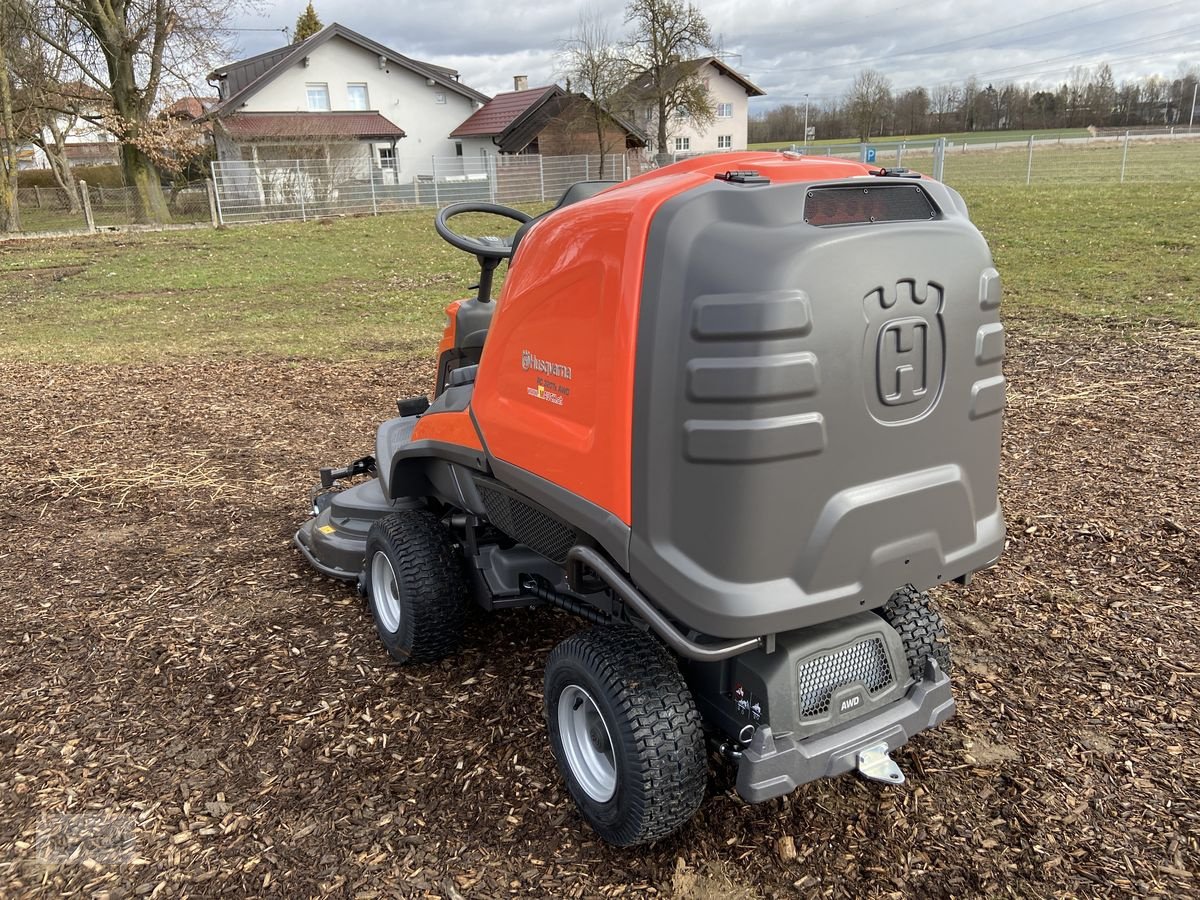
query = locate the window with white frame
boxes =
[717,134,732,149]
[717,102,733,118]
[378,147,396,170]
[306,83,330,111]
[347,83,369,110]
[434,91,447,104]
[674,136,690,151]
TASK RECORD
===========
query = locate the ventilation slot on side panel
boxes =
[797,637,894,718]
[804,185,938,227]
[476,482,579,564]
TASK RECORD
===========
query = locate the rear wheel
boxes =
[363,510,468,664]
[544,625,707,847]
[877,585,952,682]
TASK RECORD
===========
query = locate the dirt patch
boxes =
[0,265,85,282]
[0,325,1197,897]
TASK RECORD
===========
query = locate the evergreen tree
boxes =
[294,3,322,43]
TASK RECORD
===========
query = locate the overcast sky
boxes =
[226,0,1200,108]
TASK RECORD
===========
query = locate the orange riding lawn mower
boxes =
[295,151,1005,846]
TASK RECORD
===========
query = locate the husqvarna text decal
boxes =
[521,349,572,406]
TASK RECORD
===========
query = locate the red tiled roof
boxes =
[219,111,406,140]
[164,97,218,120]
[450,87,556,138]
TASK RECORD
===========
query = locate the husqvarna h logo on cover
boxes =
[864,280,945,424]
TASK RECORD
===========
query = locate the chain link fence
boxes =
[7,131,1198,238]
[9,180,213,235]
[211,154,643,225]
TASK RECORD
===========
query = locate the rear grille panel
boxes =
[798,637,894,718]
[476,483,579,564]
[803,184,938,227]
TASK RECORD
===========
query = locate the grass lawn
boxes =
[0,185,1196,365]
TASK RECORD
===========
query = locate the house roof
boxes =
[217,111,407,141]
[450,86,559,138]
[208,22,489,115]
[163,97,219,120]
[628,56,766,99]
[451,85,647,152]
[502,94,647,153]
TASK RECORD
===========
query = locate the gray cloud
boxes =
[229,0,1200,107]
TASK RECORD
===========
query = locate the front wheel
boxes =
[363,510,468,664]
[544,625,707,847]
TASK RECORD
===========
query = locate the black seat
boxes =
[510,181,619,260]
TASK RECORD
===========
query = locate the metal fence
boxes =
[765,129,1200,187]
[9,180,213,235]
[211,153,641,225]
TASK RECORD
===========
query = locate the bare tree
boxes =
[0,0,22,232]
[848,69,891,141]
[623,0,714,162]
[558,10,633,174]
[26,0,249,223]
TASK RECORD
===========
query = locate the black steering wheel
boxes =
[435,201,532,261]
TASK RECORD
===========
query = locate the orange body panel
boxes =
[411,407,484,452]
[470,152,883,526]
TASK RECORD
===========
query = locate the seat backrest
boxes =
[510,180,619,260]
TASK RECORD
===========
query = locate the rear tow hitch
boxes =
[856,743,905,785]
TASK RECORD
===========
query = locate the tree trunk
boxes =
[109,56,169,224]
[655,92,671,166]
[40,125,80,212]
[0,28,20,233]
[121,140,170,224]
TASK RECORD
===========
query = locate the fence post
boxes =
[295,162,306,221]
[488,153,497,204]
[370,168,378,216]
[205,177,221,227]
[897,142,905,167]
[1025,136,1035,186]
[538,155,545,201]
[33,186,42,208]
[432,156,440,206]
[932,137,946,182]
[1120,131,1130,183]
[79,180,96,233]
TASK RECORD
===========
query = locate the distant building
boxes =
[626,57,765,157]
[207,22,488,181]
[451,79,645,161]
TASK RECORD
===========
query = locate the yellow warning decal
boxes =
[318,524,336,535]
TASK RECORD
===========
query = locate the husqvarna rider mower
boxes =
[295,151,1005,846]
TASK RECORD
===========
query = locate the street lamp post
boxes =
[801,93,811,150]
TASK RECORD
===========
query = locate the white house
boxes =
[207,23,489,181]
[629,57,765,157]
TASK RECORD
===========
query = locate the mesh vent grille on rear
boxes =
[798,637,894,717]
[804,185,938,227]
[477,484,578,564]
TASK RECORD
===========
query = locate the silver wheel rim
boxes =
[370,551,402,634]
[557,685,617,803]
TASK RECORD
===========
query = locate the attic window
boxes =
[434,91,447,104]
[306,83,330,111]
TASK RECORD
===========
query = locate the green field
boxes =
[1,183,1196,364]
[749,127,1092,151]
